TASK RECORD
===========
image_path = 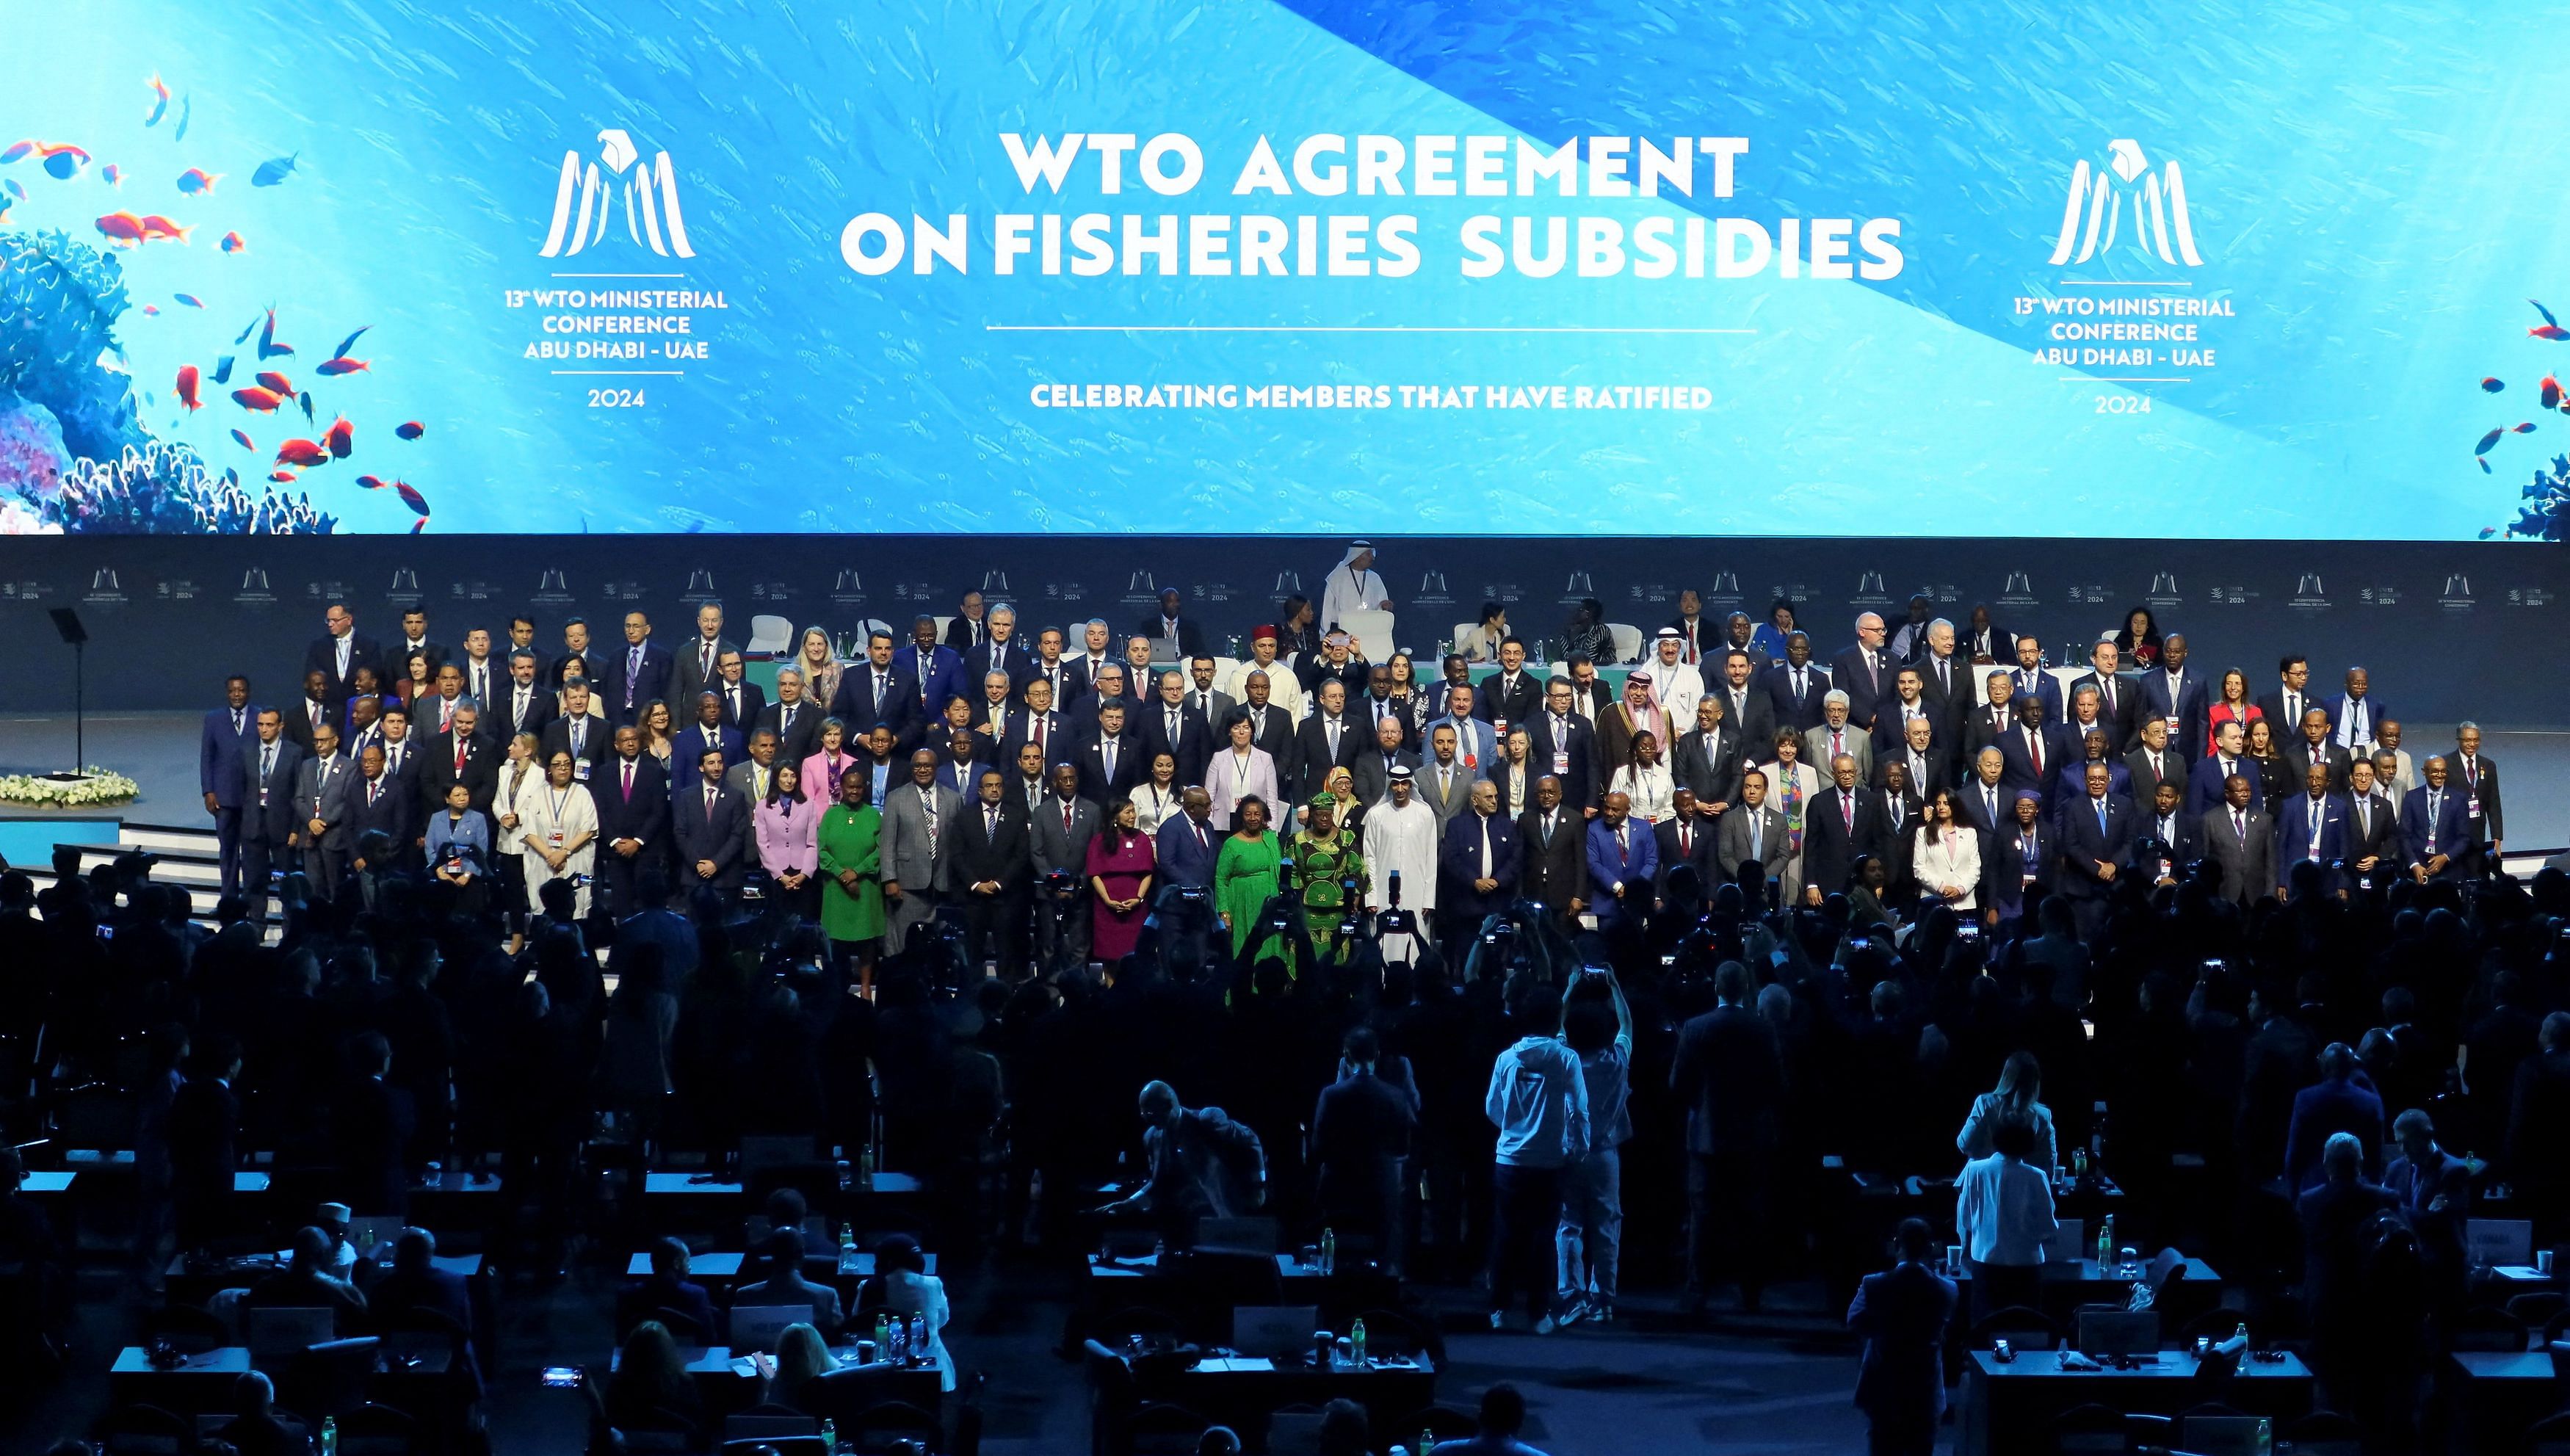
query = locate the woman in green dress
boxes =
[1289,794,1367,962]
[1213,794,1282,957]
[817,767,886,996]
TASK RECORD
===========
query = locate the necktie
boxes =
[922,789,940,854]
[1831,729,1844,758]
[336,637,350,676]
[233,710,244,735]
[367,778,378,805]
[1936,658,1949,695]
[1441,765,1453,798]
[872,670,886,711]
[782,704,795,735]
[1616,825,1628,858]
[1062,803,1073,833]
[754,767,768,800]
[2150,750,2162,780]
[2356,800,2368,836]
[311,700,322,728]
[1101,739,1113,779]
[701,640,714,676]
[1167,709,1179,743]
[626,645,643,708]
[454,739,466,773]
[2430,791,2443,823]
[2028,728,2044,778]
[707,786,719,816]
[1037,717,1050,757]
[2234,809,2246,841]
[1195,820,1208,852]
[1842,794,1854,831]
[623,761,634,796]
[987,805,998,834]
[1679,823,1690,857]
[2309,800,2325,856]
[1328,721,1342,758]
[2101,677,2114,713]
[1750,814,1762,861]
[571,720,584,756]
[1985,786,1997,824]
[2095,798,2108,835]
[1793,668,1806,698]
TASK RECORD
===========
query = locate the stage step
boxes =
[121,823,222,858]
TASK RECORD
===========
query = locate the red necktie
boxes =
[455,741,466,772]
[623,761,634,796]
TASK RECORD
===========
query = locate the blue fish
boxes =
[174,96,191,142]
[43,151,82,180]
[2,179,21,201]
[252,153,299,186]
[233,313,261,346]
[211,355,235,384]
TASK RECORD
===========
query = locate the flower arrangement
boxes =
[0,767,140,808]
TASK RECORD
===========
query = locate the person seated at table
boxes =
[1317,1399,1371,1456]
[312,1200,361,1281]
[628,1236,717,1341]
[1428,1383,1549,1455]
[733,1228,841,1336]
[223,1370,314,1456]
[771,1322,835,1409]
[1952,1118,2056,1322]
[1845,1217,1955,1456]
[368,1228,474,1339]
[242,1225,369,1335]
[606,1319,703,1436]
[862,1233,952,1391]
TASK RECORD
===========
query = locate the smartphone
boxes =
[540,1366,583,1389]
[96,924,115,941]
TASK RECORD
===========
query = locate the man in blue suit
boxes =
[1762,632,1831,733]
[2056,761,2134,943]
[1994,695,2076,808]
[2402,756,2472,882]
[2136,633,2209,760]
[1585,792,1657,939]
[239,708,307,922]
[892,616,967,719]
[1438,780,1519,945]
[1424,683,1497,772]
[2005,635,2064,725]
[601,609,674,728]
[1847,1217,1955,1456]
[2274,761,2350,900]
[676,692,745,774]
[201,675,256,892]
[1527,679,1599,814]
[1154,788,1220,891]
[2189,719,2262,816]
[832,629,922,750]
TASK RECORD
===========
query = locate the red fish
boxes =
[2535,326,2570,342]
[174,294,203,308]
[275,438,327,468]
[231,385,284,412]
[175,168,220,195]
[355,474,387,490]
[140,304,160,316]
[93,211,149,247]
[137,214,191,243]
[101,164,123,187]
[231,429,253,450]
[220,231,245,253]
[2514,422,2538,433]
[2482,377,2505,392]
[394,421,424,441]
[2475,428,2504,454]
[2,140,89,164]
[314,358,369,377]
[0,142,27,164]
[255,370,293,396]
[268,471,297,482]
[394,480,430,516]
[175,364,200,411]
[324,418,352,459]
[410,519,428,535]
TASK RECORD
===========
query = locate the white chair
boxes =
[745,615,793,655]
[1453,623,1478,651]
[933,614,955,642]
[1606,623,1644,664]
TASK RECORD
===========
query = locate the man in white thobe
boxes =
[1362,765,1441,963]
[1320,541,1392,638]
[1647,629,1701,722]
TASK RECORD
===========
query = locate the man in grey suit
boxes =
[1802,689,1872,786]
[725,730,784,858]
[1715,767,1793,911]
[2200,772,2276,907]
[880,749,963,957]
[1182,656,1238,743]
[1350,716,1419,810]
[294,723,356,898]
[240,708,308,921]
[1029,762,1101,968]
[671,601,739,709]
[756,668,823,766]
[1414,725,1476,825]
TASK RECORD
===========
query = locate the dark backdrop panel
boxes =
[0,536,2560,725]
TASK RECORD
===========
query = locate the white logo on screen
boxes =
[2049,140,2201,267]
[541,129,694,258]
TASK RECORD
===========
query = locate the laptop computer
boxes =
[728,1303,808,1353]
[2467,1217,2535,1268]
[2074,1308,2160,1357]
[1230,1305,1319,1359]
[244,1306,336,1358]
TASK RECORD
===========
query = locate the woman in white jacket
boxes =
[1911,788,1981,913]
[516,750,599,918]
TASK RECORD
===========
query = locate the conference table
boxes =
[1947,1256,2223,1323]
[1955,1347,2313,1456]
[113,1341,466,1417]
[1117,1348,1438,1450]
[610,1343,941,1417]
[2446,1350,2566,1450]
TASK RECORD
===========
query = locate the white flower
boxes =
[0,768,140,808]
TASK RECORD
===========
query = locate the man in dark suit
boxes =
[2201,774,2276,907]
[1959,669,2020,769]
[1710,651,1776,753]
[670,601,738,709]
[1526,679,1599,814]
[239,709,306,921]
[292,724,357,898]
[996,676,1074,769]
[1802,753,1886,908]
[952,767,1033,973]
[1673,697,1744,818]
[2342,758,2400,895]
[1654,788,1722,910]
[834,629,923,750]
[1869,667,1941,760]
[282,670,333,754]
[942,590,989,653]
[1437,780,1519,944]
[202,675,256,892]
[891,617,968,720]
[1584,793,1657,940]
[2190,720,2262,817]
[1350,716,1420,811]
[1140,670,1215,789]
[2275,761,2350,900]
[601,610,675,728]
[2133,779,2197,889]
[2005,636,2063,724]
[1515,776,1587,930]
[2402,756,2472,883]
[1074,701,1143,805]
[962,604,1034,696]
[2283,708,2351,792]
[595,728,670,917]
[709,652,767,734]
[2255,654,2324,748]
[756,667,824,765]
[374,708,423,813]
[1295,680,1363,801]
[420,704,500,821]
[1828,614,1892,731]
[1137,587,1210,659]
[1847,1217,1957,1456]
[303,602,385,715]
[494,650,557,742]
[2138,634,2209,760]
[2454,723,2504,866]
[628,1238,718,1341]
[1996,695,2076,808]
[1958,748,2013,839]
[2056,761,2134,941]
[1310,1026,1418,1278]
[1878,716,1948,801]
[540,681,609,777]
[1670,959,1783,1315]
[676,692,745,776]
[1909,620,1969,736]
[673,746,749,894]
[349,744,411,867]
[1763,633,1831,734]
[2067,640,2140,750]
[1474,638,1543,731]
[390,609,445,682]
[2123,717,2189,808]
[1236,676,1297,778]
[546,617,594,690]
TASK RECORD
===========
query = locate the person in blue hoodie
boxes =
[1483,988,1589,1333]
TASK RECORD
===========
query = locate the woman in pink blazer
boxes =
[800,717,859,807]
[754,759,824,921]
[1205,714,1281,830]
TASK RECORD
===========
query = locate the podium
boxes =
[1339,606,1398,659]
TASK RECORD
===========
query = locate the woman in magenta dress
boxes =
[1085,798,1157,966]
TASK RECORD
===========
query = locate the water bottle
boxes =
[1350,1316,1368,1366]
[821,1416,839,1453]
[890,1314,908,1363]
[1422,1428,1438,1456]
[872,1312,891,1357]
[859,1143,877,1192]
[1321,1227,1336,1275]
[839,1221,859,1274]
[320,1416,338,1456]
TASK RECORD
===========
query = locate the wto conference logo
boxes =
[540,129,695,259]
[2049,139,2203,267]
[1557,570,1595,604]
[2144,571,2182,609]
[1414,571,1453,606]
[1851,571,1891,606]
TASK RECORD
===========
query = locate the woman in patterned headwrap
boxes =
[1289,794,1368,961]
